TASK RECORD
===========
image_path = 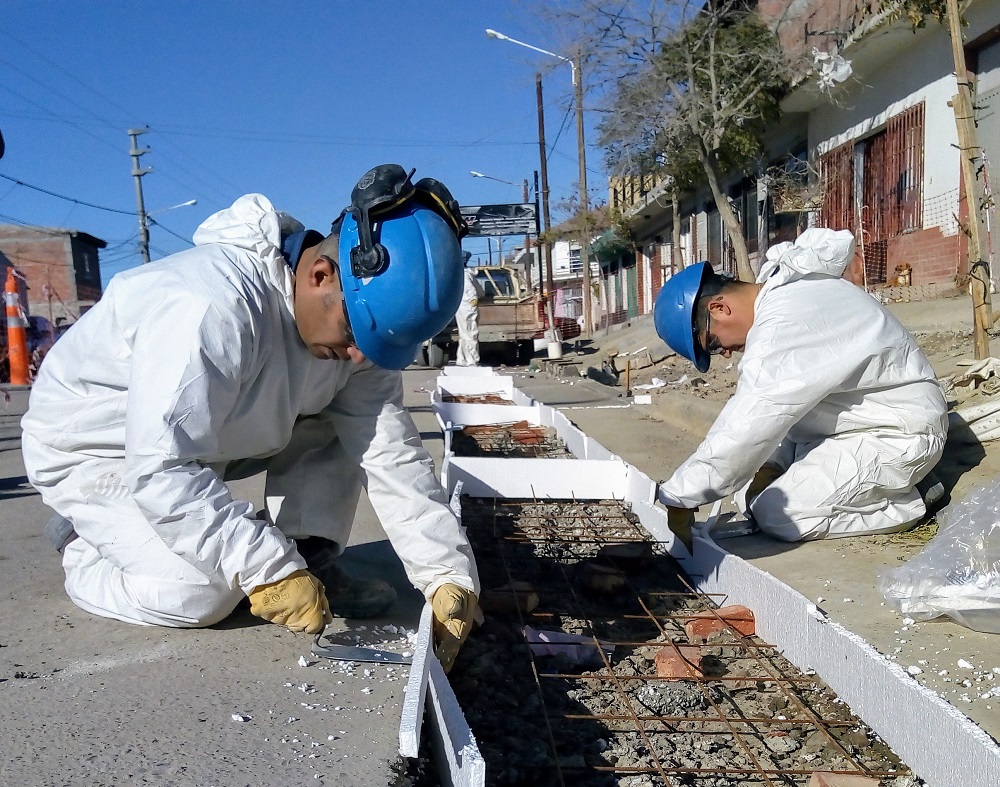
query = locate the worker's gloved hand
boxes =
[431,583,478,673]
[248,569,333,634]
[746,463,785,507]
[666,506,696,553]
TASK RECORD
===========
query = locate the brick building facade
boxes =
[0,224,105,329]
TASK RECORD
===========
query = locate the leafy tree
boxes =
[544,0,792,281]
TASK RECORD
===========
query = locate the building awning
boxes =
[591,229,631,266]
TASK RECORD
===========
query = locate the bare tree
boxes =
[543,0,792,282]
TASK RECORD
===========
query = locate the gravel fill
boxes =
[408,497,923,787]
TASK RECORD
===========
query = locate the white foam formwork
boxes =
[399,603,433,758]
[440,366,500,377]
[434,374,533,406]
[399,603,486,787]
[403,375,1000,787]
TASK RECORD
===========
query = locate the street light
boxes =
[141,198,198,262]
[471,171,516,187]
[470,171,529,200]
[485,29,577,86]
[147,198,197,217]
[486,27,593,337]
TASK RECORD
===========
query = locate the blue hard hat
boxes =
[338,204,463,370]
[653,261,712,373]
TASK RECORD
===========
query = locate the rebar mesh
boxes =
[452,497,914,787]
[452,421,572,458]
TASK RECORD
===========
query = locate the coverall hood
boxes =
[756,228,856,287]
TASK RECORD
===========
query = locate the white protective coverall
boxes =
[21,194,479,627]
[455,268,482,366]
[658,229,948,541]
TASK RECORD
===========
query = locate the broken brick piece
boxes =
[807,773,880,787]
[684,604,755,642]
[654,645,702,679]
[579,562,626,594]
[479,582,540,616]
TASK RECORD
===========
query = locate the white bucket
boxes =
[547,342,563,360]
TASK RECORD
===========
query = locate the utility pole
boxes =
[536,73,554,295]
[575,51,593,337]
[945,0,992,358]
[532,171,542,293]
[128,128,152,265]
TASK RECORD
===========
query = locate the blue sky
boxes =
[0,2,605,284]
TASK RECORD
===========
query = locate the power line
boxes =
[0,54,118,132]
[0,28,135,121]
[0,83,126,158]
[0,173,137,215]
[148,218,194,247]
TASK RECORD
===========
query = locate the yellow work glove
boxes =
[667,506,696,553]
[431,583,478,673]
[248,569,333,634]
[746,463,784,507]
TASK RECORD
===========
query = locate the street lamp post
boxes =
[148,199,198,216]
[142,199,198,262]
[486,29,592,337]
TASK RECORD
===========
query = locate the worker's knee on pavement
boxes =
[64,547,243,628]
[129,580,244,628]
[749,487,827,542]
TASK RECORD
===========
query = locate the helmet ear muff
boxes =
[335,165,468,280]
[350,241,387,278]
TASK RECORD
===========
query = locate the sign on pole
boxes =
[460,203,538,237]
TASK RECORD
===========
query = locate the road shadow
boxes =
[933,414,988,510]
[0,474,34,501]
[215,538,424,632]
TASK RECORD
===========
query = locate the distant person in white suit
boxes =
[455,258,484,366]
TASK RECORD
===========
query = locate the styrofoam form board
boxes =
[543,404,617,461]
[426,653,487,787]
[435,375,516,398]
[443,457,659,516]
[398,604,486,787]
[435,374,535,406]
[636,506,1000,787]
[441,366,499,376]
[443,457,632,501]
[399,603,434,758]
[433,401,541,430]
[432,399,614,462]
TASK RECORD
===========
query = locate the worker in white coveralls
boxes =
[455,259,483,366]
[21,165,479,670]
[653,228,947,547]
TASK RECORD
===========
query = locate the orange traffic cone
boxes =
[4,266,29,385]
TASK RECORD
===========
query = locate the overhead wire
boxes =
[147,218,194,247]
[0,173,137,215]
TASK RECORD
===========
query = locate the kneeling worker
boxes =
[22,165,478,669]
[653,228,947,546]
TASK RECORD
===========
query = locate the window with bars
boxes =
[820,141,854,231]
[820,102,925,241]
